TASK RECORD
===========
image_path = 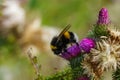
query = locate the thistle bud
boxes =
[97,8,110,25]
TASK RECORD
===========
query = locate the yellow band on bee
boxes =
[50,45,57,49]
[64,31,70,39]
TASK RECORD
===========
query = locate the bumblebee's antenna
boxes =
[57,24,71,42]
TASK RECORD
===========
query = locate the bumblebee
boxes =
[50,24,78,55]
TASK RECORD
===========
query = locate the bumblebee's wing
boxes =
[57,24,71,42]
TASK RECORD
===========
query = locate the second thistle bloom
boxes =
[79,38,95,53]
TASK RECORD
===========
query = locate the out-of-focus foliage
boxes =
[26,0,106,37]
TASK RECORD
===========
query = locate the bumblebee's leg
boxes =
[70,43,73,46]
[70,42,79,47]
[76,42,79,46]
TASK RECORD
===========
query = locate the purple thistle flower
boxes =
[97,8,110,25]
[79,38,95,53]
[67,44,81,56]
[60,43,81,60]
[60,38,95,60]
[60,52,72,60]
[76,76,90,80]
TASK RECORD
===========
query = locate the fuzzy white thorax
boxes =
[73,32,79,42]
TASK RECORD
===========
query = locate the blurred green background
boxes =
[0,0,120,80]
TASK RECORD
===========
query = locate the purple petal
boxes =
[60,52,72,60]
[67,44,81,57]
[60,44,81,60]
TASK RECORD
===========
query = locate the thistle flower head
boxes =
[97,8,110,25]
[79,38,95,53]
[60,38,95,60]
[60,43,81,60]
